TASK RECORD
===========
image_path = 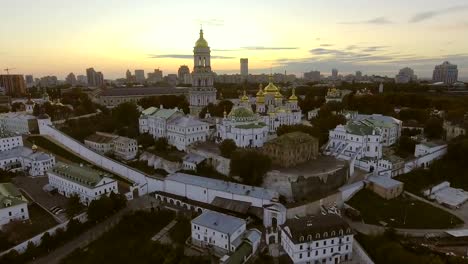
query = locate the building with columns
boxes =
[189,29,217,116]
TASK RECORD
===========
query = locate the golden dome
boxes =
[289,87,298,101]
[275,91,283,99]
[241,90,249,102]
[32,144,38,151]
[256,84,264,97]
[264,75,279,94]
[195,29,209,48]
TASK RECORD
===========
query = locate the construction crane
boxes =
[3,68,16,74]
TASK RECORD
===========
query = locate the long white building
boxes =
[0,145,55,176]
[84,132,138,160]
[0,132,23,152]
[47,162,118,205]
[280,214,354,264]
[0,112,38,134]
[0,183,29,226]
[139,106,210,151]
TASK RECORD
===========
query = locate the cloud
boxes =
[410,5,468,23]
[320,44,333,47]
[212,49,239,52]
[241,46,299,50]
[340,16,393,25]
[148,54,234,59]
[194,19,224,26]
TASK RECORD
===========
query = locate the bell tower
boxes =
[190,28,217,116]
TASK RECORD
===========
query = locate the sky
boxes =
[1,0,468,80]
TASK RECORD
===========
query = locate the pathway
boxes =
[151,220,177,242]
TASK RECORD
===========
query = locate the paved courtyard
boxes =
[13,175,69,222]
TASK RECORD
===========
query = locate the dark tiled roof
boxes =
[211,197,252,214]
[99,87,187,97]
[282,214,352,243]
[85,133,115,144]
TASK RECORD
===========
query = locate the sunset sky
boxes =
[1,0,468,79]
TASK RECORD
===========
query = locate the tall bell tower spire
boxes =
[189,27,217,116]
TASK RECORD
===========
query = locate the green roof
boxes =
[346,122,378,136]
[151,108,180,119]
[229,107,255,118]
[225,242,252,264]
[235,122,267,129]
[141,107,158,116]
[266,132,317,147]
[0,183,27,209]
[49,162,115,188]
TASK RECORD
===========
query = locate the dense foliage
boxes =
[61,210,209,264]
[219,139,237,158]
[138,95,189,114]
[230,149,271,186]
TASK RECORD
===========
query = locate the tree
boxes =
[424,117,444,139]
[219,139,237,158]
[137,133,154,149]
[395,136,417,158]
[154,137,169,152]
[66,193,84,218]
[230,150,271,186]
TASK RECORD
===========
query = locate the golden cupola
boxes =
[289,87,298,102]
[264,74,279,95]
[256,84,265,104]
[240,90,249,103]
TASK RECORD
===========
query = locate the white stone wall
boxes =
[191,221,246,253]
[38,123,164,194]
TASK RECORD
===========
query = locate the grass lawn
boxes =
[27,135,90,164]
[348,189,463,229]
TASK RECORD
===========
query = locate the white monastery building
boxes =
[280,214,354,264]
[139,106,210,151]
[0,183,29,227]
[0,132,23,152]
[0,145,55,177]
[47,162,118,205]
[84,132,138,160]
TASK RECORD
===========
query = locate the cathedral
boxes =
[189,29,217,116]
[217,77,302,147]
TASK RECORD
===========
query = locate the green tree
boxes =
[230,150,271,186]
[219,139,237,158]
[154,137,169,152]
[66,193,84,218]
[424,117,444,139]
[137,133,154,149]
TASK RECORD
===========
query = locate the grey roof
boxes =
[420,141,446,148]
[211,197,252,214]
[191,211,245,235]
[0,147,53,161]
[368,176,403,189]
[183,153,205,164]
[170,116,208,127]
[99,87,187,97]
[166,172,278,201]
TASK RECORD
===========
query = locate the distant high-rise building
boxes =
[65,72,77,86]
[39,76,58,87]
[135,69,145,83]
[432,61,458,84]
[304,70,321,82]
[147,68,163,83]
[166,74,178,87]
[95,72,104,87]
[86,68,97,86]
[240,58,248,79]
[77,75,87,85]
[332,68,338,80]
[0,74,26,97]
[25,75,34,88]
[177,65,191,85]
[86,68,104,87]
[126,69,132,82]
[395,67,417,84]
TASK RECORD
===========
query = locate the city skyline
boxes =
[1,0,468,79]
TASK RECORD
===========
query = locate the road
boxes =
[30,196,156,264]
